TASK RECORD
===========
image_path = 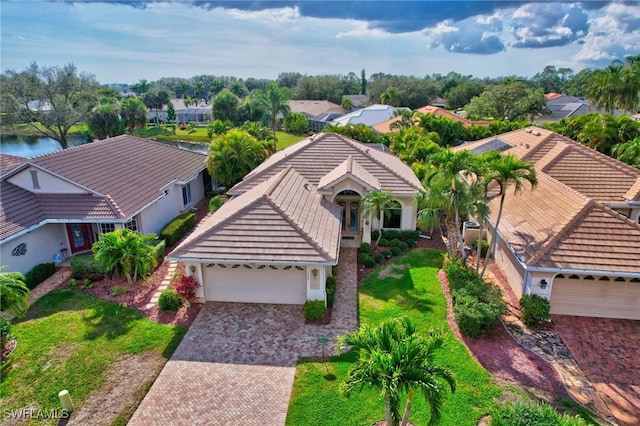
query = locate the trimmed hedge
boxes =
[358,252,372,264]
[160,213,196,247]
[24,263,56,290]
[70,255,107,280]
[303,300,326,321]
[390,246,401,256]
[406,239,416,248]
[390,238,402,247]
[491,401,588,426]
[520,294,551,326]
[158,289,182,311]
[363,257,376,268]
[326,276,337,307]
[381,249,392,258]
[372,229,421,243]
[399,242,409,251]
[378,238,390,247]
[359,242,372,255]
[374,253,385,264]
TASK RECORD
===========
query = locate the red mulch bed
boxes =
[438,269,567,397]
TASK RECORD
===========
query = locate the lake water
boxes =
[0,135,208,158]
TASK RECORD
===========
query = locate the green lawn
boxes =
[1,290,186,425]
[286,249,503,425]
[276,131,306,149]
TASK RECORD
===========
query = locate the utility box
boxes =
[463,221,484,245]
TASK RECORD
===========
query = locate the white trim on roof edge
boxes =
[166,256,337,266]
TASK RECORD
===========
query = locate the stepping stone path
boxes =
[145,261,178,310]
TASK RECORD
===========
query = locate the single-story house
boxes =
[537,93,626,123]
[149,98,213,125]
[372,105,490,134]
[169,132,423,305]
[456,127,640,320]
[342,94,369,111]
[331,104,402,127]
[286,100,346,132]
[0,135,208,274]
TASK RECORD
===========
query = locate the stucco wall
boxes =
[8,167,88,194]
[493,236,526,298]
[1,224,67,274]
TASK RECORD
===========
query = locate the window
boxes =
[182,183,192,206]
[124,216,138,232]
[100,223,115,234]
[383,200,402,229]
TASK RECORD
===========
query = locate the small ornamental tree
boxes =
[173,274,201,303]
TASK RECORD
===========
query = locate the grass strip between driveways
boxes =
[1,289,186,425]
[286,249,502,426]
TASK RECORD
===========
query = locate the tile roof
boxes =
[169,167,342,264]
[372,105,489,134]
[0,154,26,175]
[456,127,640,274]
[230,133,422,196]
[0,181,119,241]
[27,135,207,217]
[318,155,380,191]
[288,100,345,118]
[331,104,399,127]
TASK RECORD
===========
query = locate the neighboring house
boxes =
[456,127,640,320]
[286,100,346,132]
[342,94,369,111]
[430,96,446,108]
[169,132,423,305]
[0,135,208,274]
[331,104,401,127]
[149,99,213,125]
[372,105,490,134]
[0,154,27,175]
[537,93,626,123]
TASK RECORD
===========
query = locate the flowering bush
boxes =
[173,274,200,302]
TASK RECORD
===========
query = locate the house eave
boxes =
[524,265,640,278]
[167,256,337,266]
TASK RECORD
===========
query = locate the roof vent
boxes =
[532,131,541,136]
[525,128,532,133]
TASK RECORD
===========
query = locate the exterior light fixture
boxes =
[189,265,196,273]
[540,279,548,289]
[312,268,318,278]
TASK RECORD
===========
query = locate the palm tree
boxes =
[93,229,157,285]
[0,267,30,318]
[251,82,291,151]
[207,129,269,189]
[362,190,396,246]
[338,317,456,426]
[481,154,538,277]
[612,137,640,169]
[120,97,148,134]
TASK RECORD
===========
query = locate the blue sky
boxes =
[1,1,639,84]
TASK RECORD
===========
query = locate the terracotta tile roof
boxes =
[318,155,380,191]
[28,135,207,217]
[544,92,564,100]
[372,105,489,134]
[0,181,119,241]
[0,154,26,175]
[169,167,342,264]
[230,133,422,196]
[288,100,345,117]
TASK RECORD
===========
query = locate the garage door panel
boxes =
[550,278,640,320]
[204,265,306,305]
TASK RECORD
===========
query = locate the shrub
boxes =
[209,195,225,213]
[173,274,201,302]
[358,252,372,264]
[303,299,326,321]
[67,279,79,287]
[111,286,128,296]
[390,246,401,256]
[453,292,502,338]
[374,253,385,264]
[158,289,182,311]
[326,276,337,307]
[70,255,107,280]
[401,230,421,241]
[82,278,92,286]
[381,249,392,258]
[147,239,166,266]
[359,242,372,255]
[23,263,56,290]
[371,230,381,241]
[478,239,489,257]
[383,230,402,241]
[406,239,416,248]
[160,212,196,247]
[399,242,409,251]
[363,257,376,268]
[378,238,390,247]
[390,238,402,247]
[490,401,588,426]
[1,314,12,350]
[520,294,551,327]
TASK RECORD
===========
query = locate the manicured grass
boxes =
[1,290,186,425]
[276,131,306,150]
[286,249,502,426]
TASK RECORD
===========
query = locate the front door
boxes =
[66,223,93,253]
[336,193,360,237]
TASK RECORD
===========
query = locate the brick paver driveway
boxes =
[552,315,640,426]
[128,249,358,426]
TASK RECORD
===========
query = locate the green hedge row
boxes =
[160,213,196,247]
[70,255,107,280]
[371,229,421,242]
[24,263,56,290]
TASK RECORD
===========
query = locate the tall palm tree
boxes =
[338,317,455,426]
[362,190,396,246]
[0,267,30,318]
[481,154,538,277]
[251,82,291,151]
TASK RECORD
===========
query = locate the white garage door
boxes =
[550,276,640,320]
[203,264,307,304]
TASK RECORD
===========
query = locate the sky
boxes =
[1,1,639,84]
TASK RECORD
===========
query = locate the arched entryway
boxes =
[335,190,361,239]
